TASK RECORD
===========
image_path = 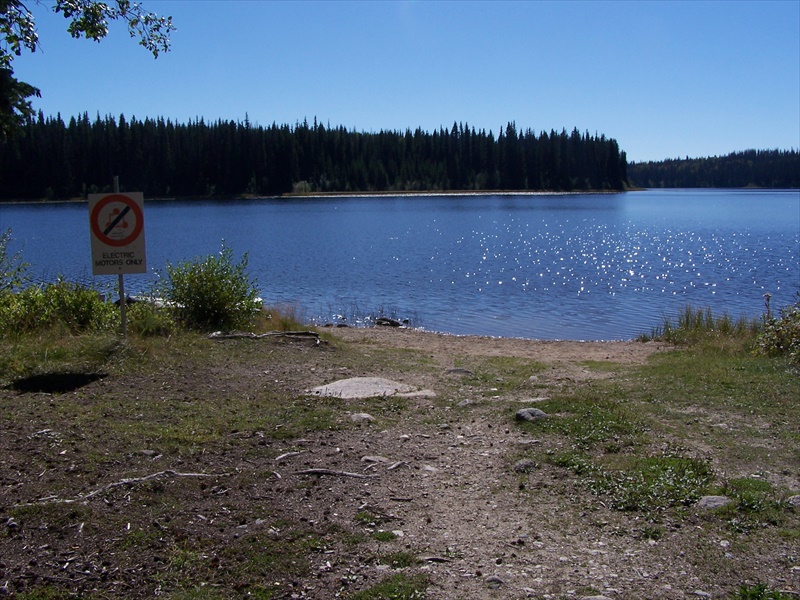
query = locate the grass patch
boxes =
[580,360,626,373]
[378,551,419,569]
[552,451,713,513]
[525,389,648,452]
[458,356,546,394]
[710,477,789,533]
[733,583,797,599]
[641,304,761,348]
[349,573,428,599]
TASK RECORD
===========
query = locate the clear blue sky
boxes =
[13,0,800,163]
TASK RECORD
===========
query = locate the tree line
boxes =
[628,149,799,189]
[0,113,629,200]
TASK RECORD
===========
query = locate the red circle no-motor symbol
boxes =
[90,194,144,247]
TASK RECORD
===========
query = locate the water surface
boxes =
[2,189,798,340]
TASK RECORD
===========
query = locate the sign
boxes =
[88,192,147,275]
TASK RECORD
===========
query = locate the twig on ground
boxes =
[294,468,379,479]
[14,470,231,507]
[275,450,308,461]
[208,331,323,345]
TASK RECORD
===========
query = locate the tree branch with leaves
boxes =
[0,0,174,138]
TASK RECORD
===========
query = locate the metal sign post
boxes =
[114,178,127,336]
[88,178,147,337]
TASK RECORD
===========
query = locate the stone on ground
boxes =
[309,377,415,399]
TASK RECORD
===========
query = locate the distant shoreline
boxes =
[0,188,635,205]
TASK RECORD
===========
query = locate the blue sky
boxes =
[13,0,800,162]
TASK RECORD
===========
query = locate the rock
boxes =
[692,591,712,598]
[787,495,800,509]
[350,413,375,423]
[515,407,549,421]
[361,455,388,463]
[513,459,537,473]
[457,399,473,407]
[696,495,733,509]
[582,596,613,600]
[485,575,504,589]
[309,377,415,399]
[375,317,402,327]
[397,389,437,398]
[446,368,474,376]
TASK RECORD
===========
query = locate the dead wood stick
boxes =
[15,470,230,507]
[275,450,308,461]
[294,468,379,479]
[209,331,322,344]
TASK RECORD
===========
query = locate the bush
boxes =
[0,228,27,293]
[0,279,118,335]
[160,244,260,331]
[755,296,800,365]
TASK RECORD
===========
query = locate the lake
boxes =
[1,189,798,340]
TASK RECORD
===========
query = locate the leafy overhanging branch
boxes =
[0,0,174,137]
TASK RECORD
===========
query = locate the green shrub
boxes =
[755,297,800,365]
[127,300,177,337]
[160,244,260,331]
[0,279,117,335]
[0,228,28,293]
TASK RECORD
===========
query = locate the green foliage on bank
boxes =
[639,299,800,366]
[159,244,260,332]
[0,227,27,292]
[0,278,118,333]
[755,295,800,365]
[0,235,263,339]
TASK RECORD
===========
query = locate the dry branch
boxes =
[294,468,379,479]
[208,331,323,345]
[15,470,230,507]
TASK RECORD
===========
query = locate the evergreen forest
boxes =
[0,114,629,200]
[628,149,799,189]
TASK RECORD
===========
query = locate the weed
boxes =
[641,525,664,540]
[350,573,428,599]
[531,391,646,451]
[553,451,713,513]
[13,587,69,600]
[464,356,546,394]
[373,530,398,542]
[378,552,419,569]
[127,300,178,337]
[712,477,787,533]
[166,588,227,600]
[644,305,761,348]
[723,477,774,513]
[259,303,307,331]
[733,582,796,599]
